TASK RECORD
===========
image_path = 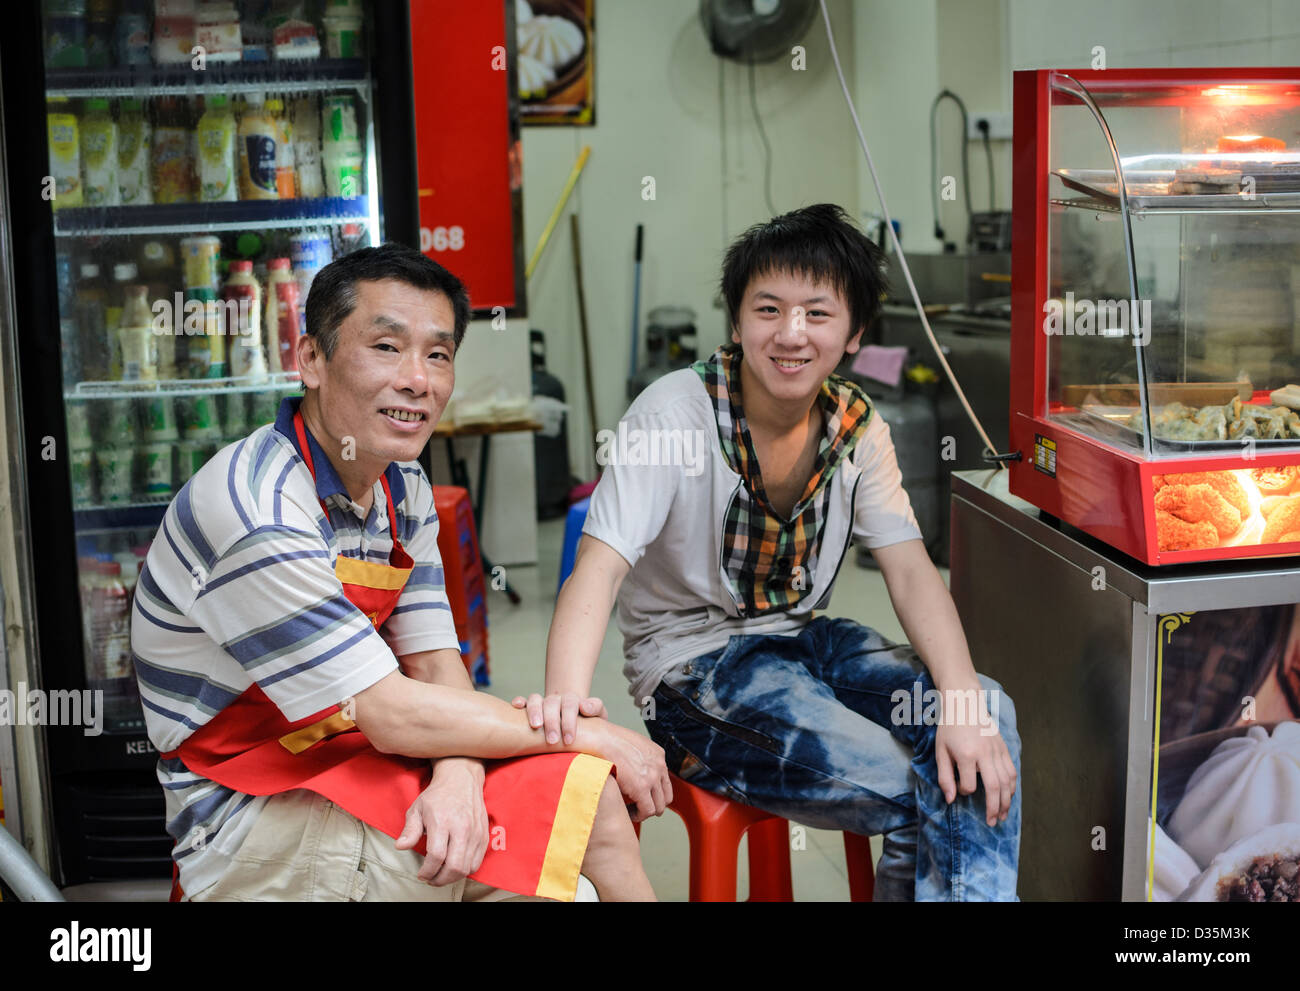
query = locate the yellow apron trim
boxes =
[535,753,614,901]
[334,555,411,591]
[278,710,357,754]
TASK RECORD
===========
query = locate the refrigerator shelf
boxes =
[66,372,301,400]
[72,502,170,533]
[53,198,373,237]
[44,58,371,99]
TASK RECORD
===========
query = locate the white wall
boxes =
[518,0,860,486]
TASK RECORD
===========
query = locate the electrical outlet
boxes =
[967,112,1013,140]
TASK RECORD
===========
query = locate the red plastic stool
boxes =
[654,773,875,901]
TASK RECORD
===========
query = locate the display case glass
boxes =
[1010,69,1300,565]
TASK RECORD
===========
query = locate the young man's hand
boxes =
[934,719,1017,828]
[394,756,489,885]
[510,691,607,745]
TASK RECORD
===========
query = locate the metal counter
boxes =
[949,469,1300,900]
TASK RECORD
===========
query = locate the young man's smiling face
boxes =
[298,277,456,487]
[731,269,863,408]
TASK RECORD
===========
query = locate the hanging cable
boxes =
[748,57,778,216]
[930,88,972,250]
[818,0,1008,469]
[980,121,996,209]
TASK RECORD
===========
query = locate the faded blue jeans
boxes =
[644,616,1021,901]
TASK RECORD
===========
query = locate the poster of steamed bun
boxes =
[516,0,595,125]
[1151,604,1300,901]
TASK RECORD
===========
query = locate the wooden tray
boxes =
[1062,381,1253,408]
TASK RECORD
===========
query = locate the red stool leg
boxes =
[844,832,875,902]
[687,813,746,901]
[746,818,794,901]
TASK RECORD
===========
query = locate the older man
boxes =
[131,243,667,901]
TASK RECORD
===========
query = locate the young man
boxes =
[518,204,1021,900]
[131,243,666,902]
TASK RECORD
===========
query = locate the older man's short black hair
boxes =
[304,242,471,358]
[720,203,889,341]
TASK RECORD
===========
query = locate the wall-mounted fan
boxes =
[699,0,818,63]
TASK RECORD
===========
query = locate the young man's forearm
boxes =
[352,669,613,761]
[543,538,628,697]
[876,540,982,692]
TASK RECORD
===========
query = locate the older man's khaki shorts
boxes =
[187,790,543,902]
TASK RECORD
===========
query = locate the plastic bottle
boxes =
[237,93,279,200]
[97,560,133,681]
[85,0,115,68]
[264,257,299,373]
[224,260,267,378]
[115,0,152,65]
[197,94,238,202]
[45,0,89,68]
[151,97,196,204]
[46,99,83,209]
[119,284,157,381]
[74,263,110,380]
[105,261,139,379]
[79,558,108,682]
[81,98,120,207]
[266,97,296,199]
[117,98,152,205]
[291,96,324,198]
[321,95,363,198]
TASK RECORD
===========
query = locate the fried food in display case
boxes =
[1008,68,1300,564]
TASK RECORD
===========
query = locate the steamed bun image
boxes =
[1150,819,1200,901]
[1168,721,1300,868]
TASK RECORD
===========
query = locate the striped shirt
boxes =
[130,396,460,897]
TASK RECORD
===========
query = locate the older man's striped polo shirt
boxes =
[130,397,461,897]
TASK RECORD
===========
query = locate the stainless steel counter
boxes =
[949,469,1300,900]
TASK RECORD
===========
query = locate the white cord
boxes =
[817,0,1005,469]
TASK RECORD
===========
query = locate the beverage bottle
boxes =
[79,558,108,683]
[116,0,152,65]
[321,95,363,198]
[197,94,238,202]
[264,257,298,373]
[45,0,89,68]
[85,0,114,68]
[74,263,110,380]
[266,98,296,199]
[291,96,324,198]
[106,261,139,379]
[120,284,158,381]
[237,93,279,201]
[46,98,83,209]
[81,98,120,207]
[98,560,133,681]
[117,98,152,205]
[224,260,267,378]
[151,96,196,204]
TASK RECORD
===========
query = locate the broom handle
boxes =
[570,213,600,463]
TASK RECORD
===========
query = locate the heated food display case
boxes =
[1009,68,1300,566]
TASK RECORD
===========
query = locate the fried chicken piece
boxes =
[1154,483,1242,538]
[1262,496,1300,544]
[1250,465,1300,496]
[1156,509,1220,550]
[1158,471,1250,518]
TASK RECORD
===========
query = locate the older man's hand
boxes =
[394,756,489,885]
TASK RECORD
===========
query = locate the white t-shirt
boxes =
[583,368,923,704]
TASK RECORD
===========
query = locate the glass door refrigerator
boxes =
[1,0,418,886]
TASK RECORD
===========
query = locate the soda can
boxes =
[223,391,248,437]
[183,289,228,378]
[140,396,179,441]
[66,400,93,450]
[102,398,137,445]
[181,392,224,441]
[175,440,207,484]
[290,231,332,300]
[69,448,96,506]
[181,235,222,292]
[250,389,282,426]
[139,442,174,499]
[96,447,134,504]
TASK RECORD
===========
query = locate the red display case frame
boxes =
[1007,67,1300,566]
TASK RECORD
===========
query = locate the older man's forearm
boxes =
[352,669,612,761]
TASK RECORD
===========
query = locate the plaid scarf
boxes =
[694,343,873,615]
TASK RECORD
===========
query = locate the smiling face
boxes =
[297,278,456,493]
[730,269,863,411]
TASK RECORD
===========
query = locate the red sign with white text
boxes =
[409,0,525,315]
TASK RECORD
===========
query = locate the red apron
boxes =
[165,409,611,901]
